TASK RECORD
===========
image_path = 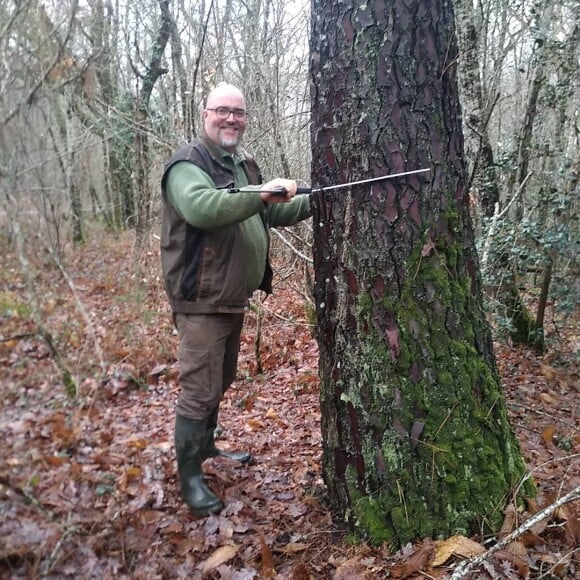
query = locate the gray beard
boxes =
[218,134,240,150]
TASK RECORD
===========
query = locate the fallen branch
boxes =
[448,484,580,579]
[0,332,37,343]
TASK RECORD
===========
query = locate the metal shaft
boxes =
[306,167,430,194]
[227,167,430,195]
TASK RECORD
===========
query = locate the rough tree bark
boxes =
[454,0,499,222]
[310,0,533,545]
[91,0,131,230]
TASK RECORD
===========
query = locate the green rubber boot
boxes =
[174,415,224,516]
[203,407,252,464]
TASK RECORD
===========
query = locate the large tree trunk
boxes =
[310,0,533,545]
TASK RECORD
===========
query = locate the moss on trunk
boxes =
[325,230,534,544]
[310,0,534,546]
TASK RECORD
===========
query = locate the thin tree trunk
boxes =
[454,0,500,222]
[134,0,171,244]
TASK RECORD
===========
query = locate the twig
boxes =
[0,474,49,514]
[13,222,77,397]
[45,244,107,374]
[0,332,37,343]
[447,484,580,579]
[1,0,80,128]
[538,548,576,579]
[253,299,314,327]
[0,475,80,575]
[270,228,313,264]
[508,403,579,432]
[42,527,76,576]
[481,172,533,272]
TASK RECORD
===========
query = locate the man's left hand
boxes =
[260,178,297,203]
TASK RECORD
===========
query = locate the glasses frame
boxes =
[206,106,247,120]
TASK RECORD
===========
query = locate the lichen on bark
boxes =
[332,229,533,544]
[311,0,534,546]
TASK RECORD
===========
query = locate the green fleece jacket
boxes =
[165,147,310,294]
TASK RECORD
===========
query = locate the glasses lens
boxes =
[215,107,245,119]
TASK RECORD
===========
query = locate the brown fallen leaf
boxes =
[541,425,556,445]
[498,504,518,538]
[199,544,240,576]
[539,365,558,380]
[247,418,265,430]
[495,549,530,577]
[538,392,558,405]
[391,539,435,578]
[333,556,369,580]
[289,562,312,580]
[259,530,276,578]
[432,535,485,567]
[505,540,527,558]
[43,455,69,466]
[276,542,310,553]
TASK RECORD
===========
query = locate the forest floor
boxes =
[0,231,578,579]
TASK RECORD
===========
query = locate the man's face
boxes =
[203,89,247,153]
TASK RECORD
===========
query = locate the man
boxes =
[160,83,311,516]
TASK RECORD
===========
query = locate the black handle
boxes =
[266,187,312,196]
[227,186,312,195]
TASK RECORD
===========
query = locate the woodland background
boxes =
[0,0,578,578]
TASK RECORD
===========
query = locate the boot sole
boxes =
[205,451,253,464]
[188,500,224,517]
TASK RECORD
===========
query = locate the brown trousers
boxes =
[174,312,245,421]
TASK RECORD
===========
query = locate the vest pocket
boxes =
[196,246,216,299]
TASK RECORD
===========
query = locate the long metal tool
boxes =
[227,167,430,195]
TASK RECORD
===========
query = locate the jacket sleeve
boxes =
[265,194,312,227]
[165,161,264,230]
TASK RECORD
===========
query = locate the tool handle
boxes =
[226,186,312,195]
[265,187,312,196]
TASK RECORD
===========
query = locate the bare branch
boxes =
[448,484,580,579]
[12,222,77,398]
[270,227,313,264]
[0,0,80,128]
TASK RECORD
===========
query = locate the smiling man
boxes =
[203,84,247,150]
[160,83,311,516]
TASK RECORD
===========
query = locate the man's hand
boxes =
[260,178,297,204]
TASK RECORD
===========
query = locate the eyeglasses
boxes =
[206,106,247,120]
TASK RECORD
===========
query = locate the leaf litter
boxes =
[0,233,578,578]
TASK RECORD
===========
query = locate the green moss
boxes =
[437,371,454,389]
[0,291,30,317]
[352,495,394,544]
[326,221,534,546]
[397,341,412,371]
